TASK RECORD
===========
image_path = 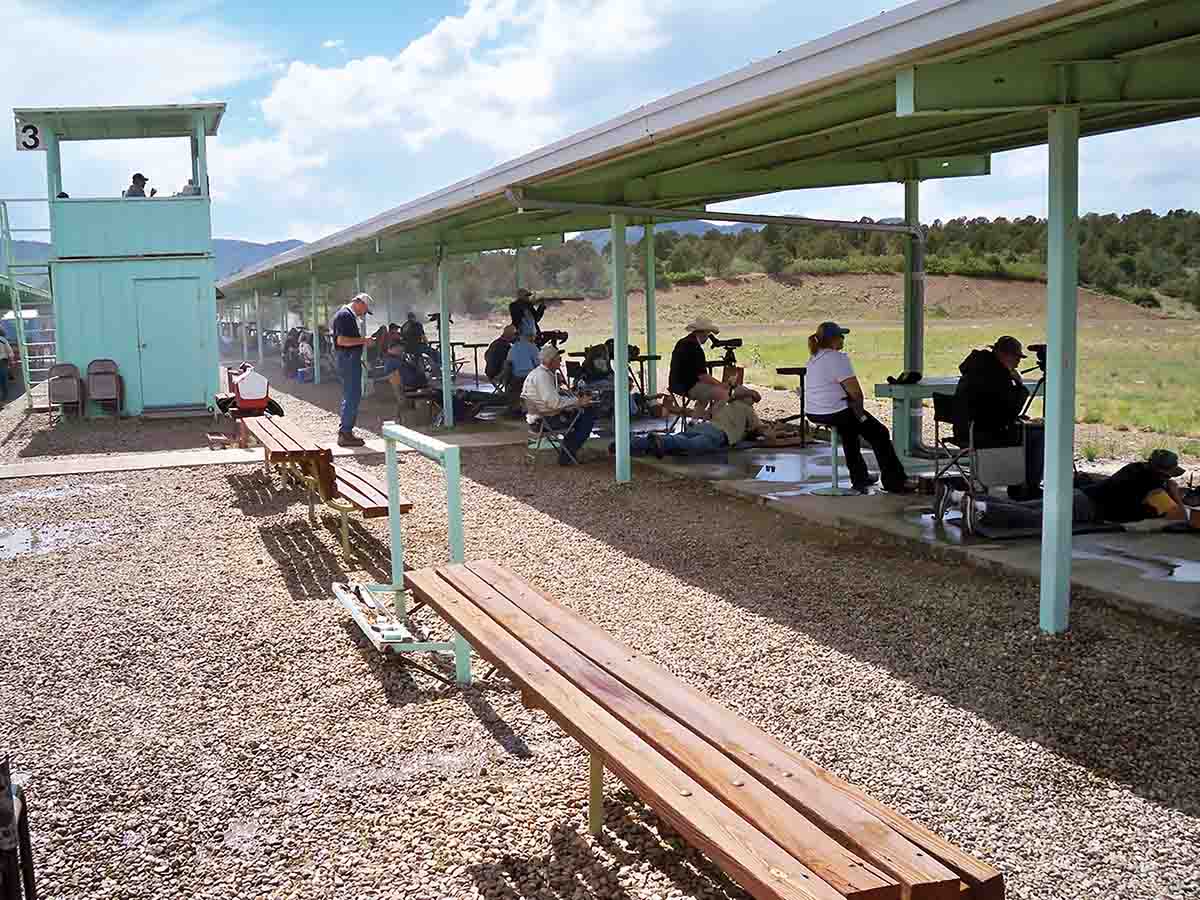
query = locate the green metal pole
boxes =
[356,264,369,400]
[611,214,630,483]
[45,128,62,199]
[310,274,320,385]
[385,437,406,616]
[437,255,454,427]
[1040,107,1080,635]
[645,222,657,398]
[240,301,248,360]
[444,442,470,683]
[254,290,263,365]
[193,112,208,198]
[900,179,923,456]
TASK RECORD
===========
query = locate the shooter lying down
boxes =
[941,449,1197,535]
[610,392,799,458]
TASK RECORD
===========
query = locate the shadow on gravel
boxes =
[13,416,211,458]
[466,445,1200,820]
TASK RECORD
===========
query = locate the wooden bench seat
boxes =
[332,464,408,518]
[404,561,1003,900]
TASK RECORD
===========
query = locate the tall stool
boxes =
[811,427,858,497]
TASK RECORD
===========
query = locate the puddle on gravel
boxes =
[1075,544,1200,583]
[0,520,113,560]
[3,482,124,505]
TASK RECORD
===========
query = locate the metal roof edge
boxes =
[218,0,1123,291]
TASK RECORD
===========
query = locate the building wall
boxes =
[51,256,218,415]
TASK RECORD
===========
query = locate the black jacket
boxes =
[508,299,545,333]
[953,349,1029,445]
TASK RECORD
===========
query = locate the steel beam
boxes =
[437,254,454,428]
[1040,107,1080,635]
[898,179,923,457]
[611,214,630,483]
[644,222,657,398]
[310,274,320,385]
[898,55,1200,116]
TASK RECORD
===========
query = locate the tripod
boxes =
[1020,363,1046,418]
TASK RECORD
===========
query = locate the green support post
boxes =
[437,254,454,427]
[356,264,369,399]
[240,300,248,360]
[644,222,657,398]
[385,438,407,619]
[310,274,320,385]
[899,179,923,456]
[192,112,208,198]
[611,214,630,483]
[443,443,471,682]
[254,289,263,365]
[1040,107,1080,634]
[44,128,62,199]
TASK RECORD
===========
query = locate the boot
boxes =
[337,431,365,447]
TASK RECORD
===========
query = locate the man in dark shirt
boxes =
[958,449,1193,534]
[485,325,517,383]
[668,317,754,412]
[509,288,544,339]
[330,292,375,446]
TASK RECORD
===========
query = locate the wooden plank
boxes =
[404,568,854,900]
[468,561,992,900]
[332,466,411,516]
[436,565,897,900]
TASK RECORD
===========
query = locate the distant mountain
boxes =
[1,238,303,284]
[576,221,760,249]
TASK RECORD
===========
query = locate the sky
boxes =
[1,0,1196,245]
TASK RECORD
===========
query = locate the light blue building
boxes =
[13,103,225,416]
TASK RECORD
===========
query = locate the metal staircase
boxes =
[1,199,54,411]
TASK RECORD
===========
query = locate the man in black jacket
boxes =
[954,335,1043,497]
[509,288,544,340]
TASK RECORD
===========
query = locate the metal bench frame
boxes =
[332,423,471,682]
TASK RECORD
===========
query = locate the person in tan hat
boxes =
[668,317,756,413]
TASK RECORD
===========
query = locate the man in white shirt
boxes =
[0,333,13,403]
[521,344,596,465]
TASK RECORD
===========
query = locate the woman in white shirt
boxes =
[804,321,910,493]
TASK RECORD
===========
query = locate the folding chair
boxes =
[666,393,694,433]
[47,363,84,425]
[86,359,124,422]
[931,392,1026,519]
[525,409,582,464]
[932,393,971,486]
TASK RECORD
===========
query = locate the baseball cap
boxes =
[1149,449,1185,478]
[539,343,563,363]
[816,321,850,341]
[992,335,1027,358]
[132,173,148,182]
[516,288,533,300]
[351,292,373,313]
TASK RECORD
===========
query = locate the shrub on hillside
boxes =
[665,269,707,286]
[1118,285,1161,308]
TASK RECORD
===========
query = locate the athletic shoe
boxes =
[933,480,951,520]
[960,493,978,536]
[337,431,365,447]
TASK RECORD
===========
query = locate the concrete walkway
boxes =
[633,442,1200,628]
[0,428,529,480]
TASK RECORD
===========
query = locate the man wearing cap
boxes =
[622,392,769,458]
[956,449,1195,534]
[509,288,545,340]
[124,173,156,198]
[485,324,517,384]
[521,344,596,465]
[953,335,1043,498]
[330,292,375,446]
[668,318,753,413]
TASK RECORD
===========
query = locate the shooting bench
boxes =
[404,560,1003,900]
[238,413,408,555]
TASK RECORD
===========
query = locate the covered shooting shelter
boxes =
[13,103,225,416]
[217,0,1200,633]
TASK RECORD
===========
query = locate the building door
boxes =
[134,277,205,409]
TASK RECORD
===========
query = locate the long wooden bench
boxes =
[238,413,410,553]
[405,561,1003,900]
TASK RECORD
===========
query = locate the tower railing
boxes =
[0,198,52,411]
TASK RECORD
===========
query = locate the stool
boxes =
[811,428,858,497]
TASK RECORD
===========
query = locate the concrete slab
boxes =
[635,442,1200,627]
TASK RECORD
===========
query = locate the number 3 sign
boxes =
[15,120,45,151]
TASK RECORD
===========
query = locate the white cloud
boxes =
[260,0,673,156]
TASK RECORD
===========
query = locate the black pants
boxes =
[808,409,908,491]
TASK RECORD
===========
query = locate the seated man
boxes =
[484,325,517,384]
[954,335,1043,498]
[521,344,596,466]
[400,312,442,371]
[621,390,768,458]
[950,449,1195,535]
[668,317,755,414]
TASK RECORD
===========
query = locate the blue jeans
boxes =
[0,361,9,402]
[543,409,596,461]
[631,421,728,456]
[338,350,362,433]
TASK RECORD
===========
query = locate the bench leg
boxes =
[588,752,604,835]
[340,511,351,558]
[307,485,316,523]
[453,632,472,685]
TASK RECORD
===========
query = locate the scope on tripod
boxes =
[1026,342,1048,371]
[709,337,743,350]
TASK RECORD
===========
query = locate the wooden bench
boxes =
[405,561,1003,900]
[238,413,410,553]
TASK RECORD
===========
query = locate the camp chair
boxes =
[665,393,694,433]
[86,359,123,422]
[932,394,971,487]
[931,393,1026,518]
[47,363,84,424]
[525,408,582,465]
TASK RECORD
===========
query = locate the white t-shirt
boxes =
[804,349,855,415]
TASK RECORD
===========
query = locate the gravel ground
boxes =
[3,382,1200,900]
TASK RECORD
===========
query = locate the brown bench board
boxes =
[404,567,852,900]
[466,561,998,900]
[332,465,410,518]
[434,564,898,900]
[243,414,321,460]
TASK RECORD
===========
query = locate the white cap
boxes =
[686,317,720,334]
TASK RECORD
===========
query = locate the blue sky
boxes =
[2,0,1196,244]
